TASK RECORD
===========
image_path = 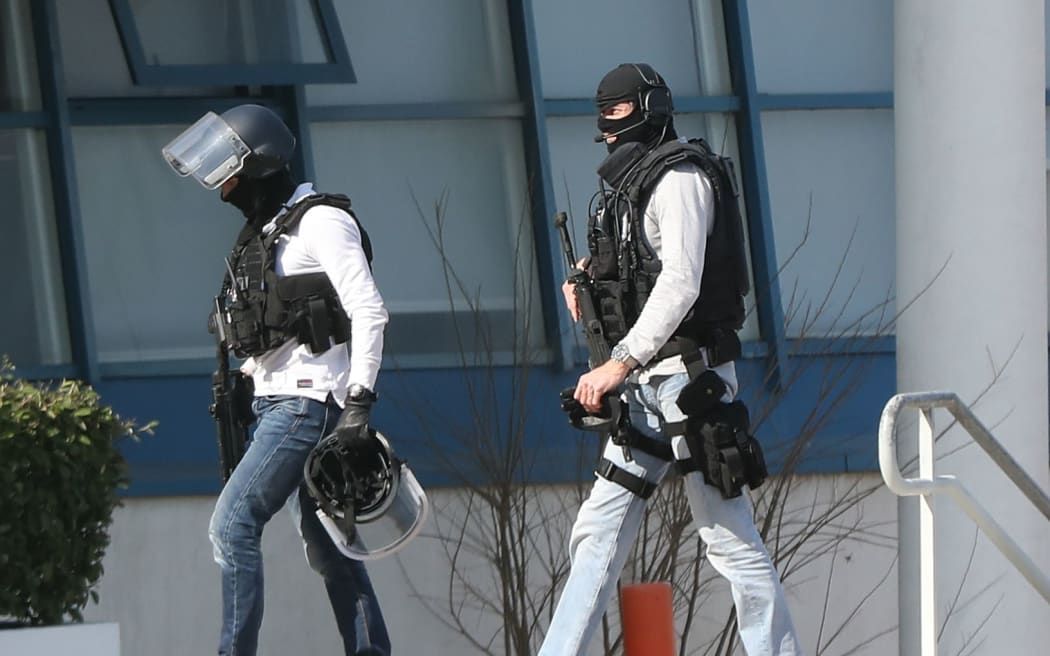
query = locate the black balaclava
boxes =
[595,63,677,154]
[222,167,297,227]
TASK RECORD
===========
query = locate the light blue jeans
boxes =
[208,394,390,656]
[539,373,800,656]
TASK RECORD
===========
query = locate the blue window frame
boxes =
[106,0,355,86]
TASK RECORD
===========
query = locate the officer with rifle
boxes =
[540,64,801,656]
[163,104,391,656]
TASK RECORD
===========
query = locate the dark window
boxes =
[0,129,72,366]
[107,0,355,86]
[0,0,42,111]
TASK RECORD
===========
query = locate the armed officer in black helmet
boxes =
[540,65,801,655]
[163,104,391,656]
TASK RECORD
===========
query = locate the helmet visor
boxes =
[161,112,251,189]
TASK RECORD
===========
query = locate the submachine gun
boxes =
[208,295,254,483]
[553,211,636,454]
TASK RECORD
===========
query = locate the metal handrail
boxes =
[878,391,1050,655]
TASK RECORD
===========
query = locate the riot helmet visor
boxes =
[162,112,251,189]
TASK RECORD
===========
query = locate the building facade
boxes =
[3,1,1047,654]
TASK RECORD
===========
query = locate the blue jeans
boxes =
[208,394,390,656]
[539,373,800,656]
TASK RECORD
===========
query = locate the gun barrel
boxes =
[553,212,578,271]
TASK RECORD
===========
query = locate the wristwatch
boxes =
[347,383,377,403]
[610,343,637,370]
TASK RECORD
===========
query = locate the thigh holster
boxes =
[677,401,768,499]
[596,413,674,500]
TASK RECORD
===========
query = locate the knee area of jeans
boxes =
[704,540,775,572]
[209,541,229,568]
[209,514,262,556]
[568,519,620,563]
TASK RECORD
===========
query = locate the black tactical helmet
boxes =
[162,103,297,190]
[219,104,296,179]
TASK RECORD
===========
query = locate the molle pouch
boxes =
[329,299,351,345]
[742,434,768,490]
[687,400,759,499]
[303,297,331,354]
[587,233,619,280]
[593,280,628,343]
[675,369,727,417]
[705,328,742,367]
[227,300,264,358]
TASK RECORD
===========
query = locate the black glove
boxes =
[559,387,620,433]
[334,384,377,449]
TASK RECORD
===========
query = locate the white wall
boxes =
[83,474,900,656]
[895,1,1050,653]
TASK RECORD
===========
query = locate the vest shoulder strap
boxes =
[627,138,731,205]
[267,192,353,242]
[262,193,373,265]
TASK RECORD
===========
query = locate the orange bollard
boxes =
[620,581,676,656]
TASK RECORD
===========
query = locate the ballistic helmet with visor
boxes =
[304,430,429,561]
[162,104,296,190]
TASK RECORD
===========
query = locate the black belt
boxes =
[651,337,707,380]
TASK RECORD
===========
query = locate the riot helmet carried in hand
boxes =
[595,63,676,153]
[162,103,296,190]
[304,429,429,561]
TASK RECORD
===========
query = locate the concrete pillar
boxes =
[895,2,1049,655]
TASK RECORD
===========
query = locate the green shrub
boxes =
[0,365,154,626]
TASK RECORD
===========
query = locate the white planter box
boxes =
[0,622,120,656]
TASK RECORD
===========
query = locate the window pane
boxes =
[545,113,759,342]
[748,0,893,94]
[308,119,542,360]
[0,0,42,111]
[126,0,330,66]
[762,109,896,337]
[0,129,71,366]
[532,0,731,98]
[305,0,517,105]
[72,125,241,363]
[57,0,231,97]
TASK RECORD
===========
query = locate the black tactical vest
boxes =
[588,139,749,361]
[219,193,373,359]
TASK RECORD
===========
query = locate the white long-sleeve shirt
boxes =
[241,183,389,406]
[616,158,738,397]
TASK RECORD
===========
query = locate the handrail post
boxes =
[918,408,937,656]
[879,391,1050,656]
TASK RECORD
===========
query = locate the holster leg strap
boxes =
[621,425,674,461]
[675,456,701,476]
[595,458,658,499]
